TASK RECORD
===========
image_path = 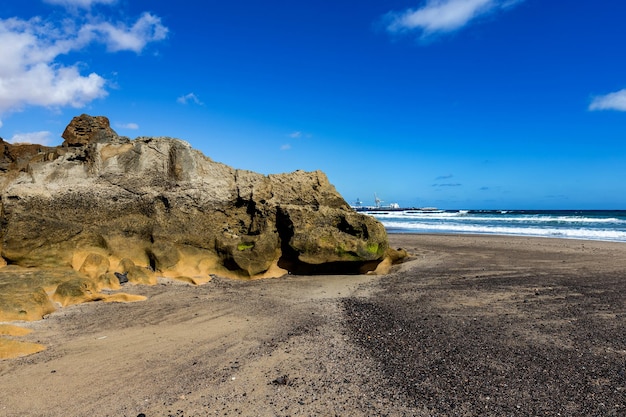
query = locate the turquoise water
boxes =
[363,210,626,242]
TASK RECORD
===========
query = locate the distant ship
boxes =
[352,194,440,213]
[352,193,399,211]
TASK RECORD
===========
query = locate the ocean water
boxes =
[362,210,626,243]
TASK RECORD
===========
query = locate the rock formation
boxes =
[0,115,399,320]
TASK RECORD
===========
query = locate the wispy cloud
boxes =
[385,0,523,39]
[589,89,626,111]
[435,174,454,180]
[432,183,462,187]
[44,0,117,8]
[281,131,312,151]
[287,131,312,139]
[177,93,204,105]
[0,3,168,124]
[8,131,54,146]
[116,122,139,130]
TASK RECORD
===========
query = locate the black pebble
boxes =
[114,272,128,284]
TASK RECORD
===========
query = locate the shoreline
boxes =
[1,233,625,416]
[387,230,626,244]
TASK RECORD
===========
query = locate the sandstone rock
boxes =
[0,115,390,285]
[0,138,60,174]
[0,324,34,336]
[102,293,147,303]
[0,338,47,360]
[52,278,101,307]
[276,205,388,274]
[62,114,120,147]
[78,253,110,280]
[116,258,156,285]
[98,272,122,291]
[0,285,56,321]
[379,247,409,265]
[0,115,396,323]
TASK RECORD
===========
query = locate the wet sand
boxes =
[1,234,625,416]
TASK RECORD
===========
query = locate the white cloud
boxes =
[589,89,626,111]
[280,144,292,151]
[81,13,168,53]
[177,93,204,105]
[8,131,55,146]
[0,7,168,118]
[289,131,302,139]
[116,122,139,129]
[0,17,107,114]
[386,0,523,37]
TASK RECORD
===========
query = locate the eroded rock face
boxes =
[0,115,391,285]
[61,114,119,147]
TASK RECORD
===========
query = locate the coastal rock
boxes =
[61,114,119,147]
[0,284,56,322]
[52,278,100,307]
[78,253,110,281]
[0,114,397,319]
[0,139,59,173]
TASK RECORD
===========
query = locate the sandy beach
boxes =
[1,234,625,416]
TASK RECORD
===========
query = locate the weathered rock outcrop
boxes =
[0,115,393,293]
[61,115,117,147]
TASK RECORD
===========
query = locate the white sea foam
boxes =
[370,212,626,225]
[380,221,626,242]
[364,209,626,242]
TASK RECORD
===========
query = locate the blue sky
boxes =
[1,0,625,209]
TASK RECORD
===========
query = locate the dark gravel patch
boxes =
[342,236,626,416]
